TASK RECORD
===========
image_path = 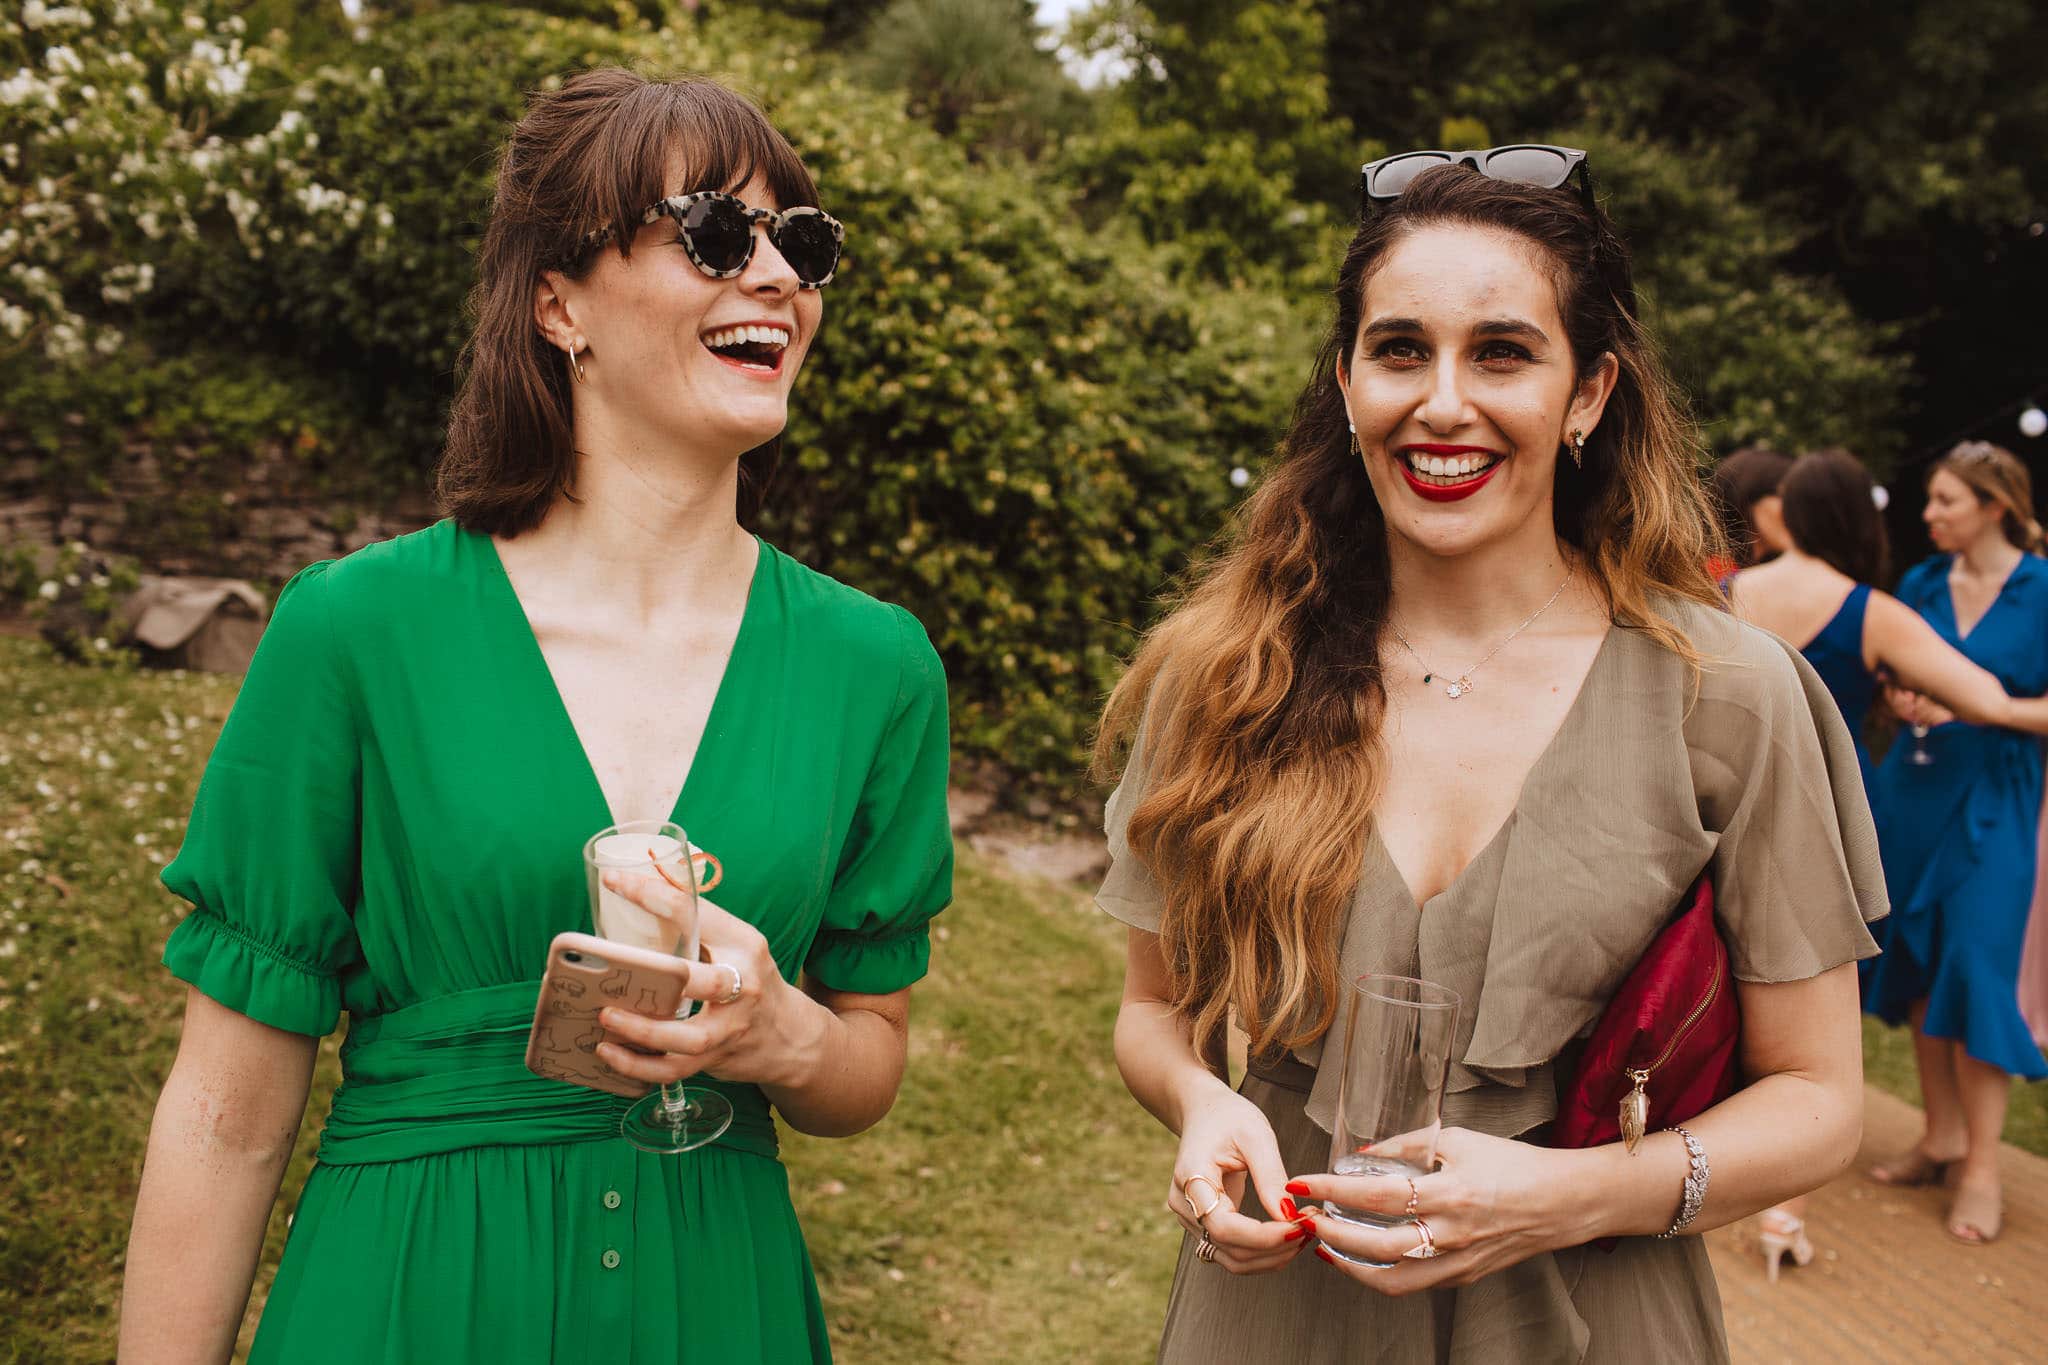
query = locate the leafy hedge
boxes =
[4,3,1313,799]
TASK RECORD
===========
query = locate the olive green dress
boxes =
[1098,601,1887,1365]
[161,520,953,1363]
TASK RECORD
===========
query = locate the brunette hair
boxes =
[437,68,820,534]
[1780,448,1889,585]
[1928,441,2045,553]
[1707,445,1794,566]
[1095,165,1723,1059]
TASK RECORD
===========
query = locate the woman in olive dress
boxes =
[120,70,952,1362]
[1096,156,1883,1362]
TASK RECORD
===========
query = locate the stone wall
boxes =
[0,427,436,582]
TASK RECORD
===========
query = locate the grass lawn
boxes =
[2,633,2044,1361]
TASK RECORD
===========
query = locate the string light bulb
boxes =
[2019,405,2047,439]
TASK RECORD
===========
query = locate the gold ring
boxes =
[1404,1177,1420,1218]
[1402,1217,1440,1260]
[1181,1175,1225,1222]
[1195,1235,1218,1263]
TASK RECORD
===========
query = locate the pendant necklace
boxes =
[1389,569,1574,700]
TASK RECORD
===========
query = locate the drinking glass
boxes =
[584,819,731,1154]
[1320,974,1461,1268]
[1907,723,1936,766]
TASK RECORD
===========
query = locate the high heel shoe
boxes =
[1757,1208,1814,1284]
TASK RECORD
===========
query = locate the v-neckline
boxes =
[476,528,767,831]
[1946,553,2023,643]
[1372,620,1618,914]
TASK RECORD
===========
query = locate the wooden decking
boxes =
[1706,1085,2046,1362]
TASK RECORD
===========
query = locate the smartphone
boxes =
[525,931,693,1098]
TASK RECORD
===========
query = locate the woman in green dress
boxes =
[120,69,952,1363]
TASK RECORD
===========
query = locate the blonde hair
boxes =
[1930,441,2045,552]
[1096,166,1725,1059]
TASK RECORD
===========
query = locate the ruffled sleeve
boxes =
[1687,623,1888,981]
[160,562,364,1035]
[803,606,954,994]
[1096,724,1166,934]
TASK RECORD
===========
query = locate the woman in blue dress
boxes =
[1730,446,2048,1269]
[1862,441,2048,1245]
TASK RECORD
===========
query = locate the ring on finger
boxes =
[710,962,743,1006]
[1402,1217,1440,1260]
[1404,1177,1419,1219]
[1195,1234,1219,1263]
[1182,1175,1225,1222]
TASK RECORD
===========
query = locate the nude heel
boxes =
[1758,1211,1814,1284]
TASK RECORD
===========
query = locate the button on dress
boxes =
[160,520,954,1363]
[1098,600,1886,1364]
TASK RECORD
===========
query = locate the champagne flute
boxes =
[1321,974,1461,1267]
[584,819,732,1154]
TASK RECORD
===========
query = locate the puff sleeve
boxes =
[803,606,954,994]
[160,562,364,1035]
[1687,630,1888,982]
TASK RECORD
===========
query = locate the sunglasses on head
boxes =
[582,190,845,289]
[1360,144,1589,208]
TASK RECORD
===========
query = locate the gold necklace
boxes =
[1388,569,1573,700]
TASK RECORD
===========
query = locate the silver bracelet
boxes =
[1655,1125,1710,1238]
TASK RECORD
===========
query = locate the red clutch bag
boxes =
[1551,875,1741,1154]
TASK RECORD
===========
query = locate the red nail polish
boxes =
[1285,1181,1310,1197]
[1284,1224,1309,1242]
[1279,1197,1299,1221]
[1313,1245,1336,1265]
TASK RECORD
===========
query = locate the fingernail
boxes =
[1279,1197,1298,1221]
[1285,1181,1310,1197]
[1313,1245,1336,1265]
[1284,1224,1310,1242]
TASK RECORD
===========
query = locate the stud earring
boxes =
[569,341,587,384]
[1569,429,1585,468]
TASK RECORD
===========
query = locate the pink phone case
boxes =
[525,932,692,1098]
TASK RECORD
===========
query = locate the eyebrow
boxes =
[1361,316,1552,344]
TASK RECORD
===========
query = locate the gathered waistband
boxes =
[319,980,778,1166]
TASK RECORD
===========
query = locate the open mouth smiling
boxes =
[701,322,791,376]
[1397,443,1505,501]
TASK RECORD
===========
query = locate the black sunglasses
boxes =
[582,191,846,289]
[1360,144,1589,207]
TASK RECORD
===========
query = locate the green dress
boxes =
[160,520,953,1363]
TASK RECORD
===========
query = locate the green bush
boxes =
[8,2,1314,798]
[0,539,141,667]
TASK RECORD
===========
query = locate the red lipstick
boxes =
[1395,444,1505,503]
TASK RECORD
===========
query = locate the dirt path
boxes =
[1706,1085,2046,1362]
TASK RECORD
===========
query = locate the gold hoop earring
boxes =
[569,342,587,384]
[1569,429,1586,468]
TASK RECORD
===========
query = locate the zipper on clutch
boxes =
[1619,958,1726,1155]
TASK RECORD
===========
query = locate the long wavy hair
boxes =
[1929,440,2045,553]
[1095,165,1725,1059]
[437,69,819,535]
[1781,447,1889,585]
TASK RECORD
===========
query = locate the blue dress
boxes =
[1863,554,2048,1079]
[1798,583,1878,796]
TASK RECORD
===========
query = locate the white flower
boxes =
[36,580,59,600]
[44,45,83,75]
